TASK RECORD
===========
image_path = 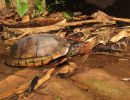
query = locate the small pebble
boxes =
[118,58,128,61]
[121,78,130,81]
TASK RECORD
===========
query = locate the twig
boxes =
[110,28,130,42]
[34,68,56,90]
[112,17,130,23]
[6,19,101,39]
[0,18,64,28]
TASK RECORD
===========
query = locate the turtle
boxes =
[7,33,96,67]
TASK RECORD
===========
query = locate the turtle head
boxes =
[67,37,96,58]
[67,41,83,57]
[79,37,96,63]
[79,37,96,54]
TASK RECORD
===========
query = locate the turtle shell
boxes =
[7,34,71,67]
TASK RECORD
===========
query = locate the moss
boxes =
[85,77,130,97]
[56,96,62,100]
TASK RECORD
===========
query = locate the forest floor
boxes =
[1,3,130,99]
[0,39,130,100]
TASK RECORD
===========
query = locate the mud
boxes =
[0,41,130,100]
[0,41,21,81]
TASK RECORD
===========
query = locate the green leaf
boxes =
[16,0,28,17]
[63,11,73,21]
[35,0,46,12]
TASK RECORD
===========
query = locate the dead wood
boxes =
[7,19,101,32]
[5,19,105,40]
[1,17,64,28]
[92,11,130,23]
[112,17,130,23]
[110,28,130,42]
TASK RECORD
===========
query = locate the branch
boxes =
[8,19,100,32]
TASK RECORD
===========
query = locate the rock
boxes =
[71,68,130,100]
[37,78,93,100]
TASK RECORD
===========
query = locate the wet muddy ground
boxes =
[0,41,130,100]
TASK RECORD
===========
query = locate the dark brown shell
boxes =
[7,34,70,67]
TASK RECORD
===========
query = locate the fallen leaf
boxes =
[110,29,130,42]
[22,15,30,22]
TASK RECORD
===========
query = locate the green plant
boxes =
[63,11,73,21]
[15,0,68,17]
[16,0,28,17]
[34,0,46,12]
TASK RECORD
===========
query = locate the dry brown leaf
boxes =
[91,11,115,24]
[110,29,130,42]
[22,15,30,22]
[0,0,7,16]
[92,11,130,23]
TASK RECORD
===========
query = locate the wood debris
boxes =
[0,17,64,28]
[110,29,130,42]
